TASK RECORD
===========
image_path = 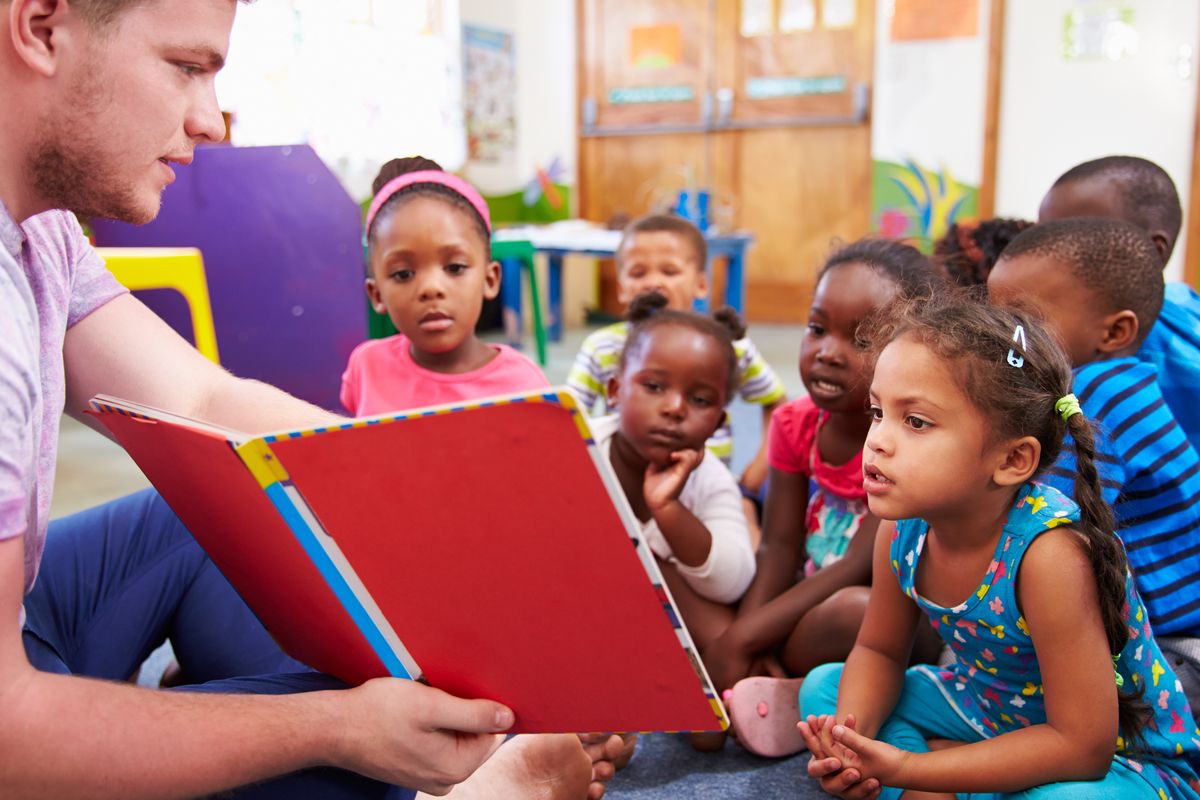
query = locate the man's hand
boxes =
[330,679,513,795]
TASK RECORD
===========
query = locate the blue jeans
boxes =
[22,488,413,799]
[800,662,1173,800]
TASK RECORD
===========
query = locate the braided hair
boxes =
[867,288,1148,744]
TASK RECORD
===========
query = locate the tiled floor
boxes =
[50,322,807,519]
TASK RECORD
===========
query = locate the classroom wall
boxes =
[870,0,991,248]
[994,0,1199,281]
[460,0,596,330]
[459,0,578,195]
[216,2,465,202]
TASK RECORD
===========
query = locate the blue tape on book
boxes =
[263,482,412,680]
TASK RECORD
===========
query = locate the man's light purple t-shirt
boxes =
[0,202,125,603]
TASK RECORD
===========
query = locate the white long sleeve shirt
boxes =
[592,415,755,604]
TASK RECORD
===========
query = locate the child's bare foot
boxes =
[423,734,592,800]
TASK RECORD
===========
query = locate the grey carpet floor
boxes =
[605,733,827,799]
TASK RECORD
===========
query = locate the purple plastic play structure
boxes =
[91,144,364,411]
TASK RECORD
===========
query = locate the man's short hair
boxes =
[1051,156,1182,255]
[619,214,707,268]
[73,0,251,30]
[1002,217,1164,345]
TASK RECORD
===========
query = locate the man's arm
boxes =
[63,294,344,434]
[0,534,513,798]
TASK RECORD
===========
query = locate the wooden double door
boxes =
[578,0,875,321]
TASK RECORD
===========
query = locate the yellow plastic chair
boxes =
[97,247,221,364]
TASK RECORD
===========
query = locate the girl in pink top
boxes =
[341,157,547,415]
[702,239,943,756]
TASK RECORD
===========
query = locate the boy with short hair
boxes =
[988,217,1200,720]
[567,214,786,499]
[1039,155,1200,453]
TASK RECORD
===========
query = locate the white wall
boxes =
[460,0,577,194]
[995,0,1198,280]
[872,0,991,185]
[217,1,465,202]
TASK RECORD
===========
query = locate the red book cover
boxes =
[89,390,727,734]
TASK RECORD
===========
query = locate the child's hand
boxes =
[800,715,882,800]
[825,721,909,794]
[701,633,754,693]
[643,449,704,512]
[799,713,839,762]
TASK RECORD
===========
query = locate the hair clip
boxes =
[1007,324,1027,368]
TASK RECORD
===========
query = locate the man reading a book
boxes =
[0,1,622,797]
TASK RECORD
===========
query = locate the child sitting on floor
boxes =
[341,156,547,415]
[988,217,1200,724]
[567,214,786,541]
[1038,155,1200,453]
[704,239,942,757]
[798,292,1199,800]
[596,291,756,652]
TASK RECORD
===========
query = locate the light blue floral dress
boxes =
[892,482,1200,799]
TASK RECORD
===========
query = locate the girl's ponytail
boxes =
[1066,412,1149,746]
[712,305,748,341]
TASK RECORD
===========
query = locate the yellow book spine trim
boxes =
[236,438,290,488]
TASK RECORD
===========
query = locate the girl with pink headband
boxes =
[341,156,548,415]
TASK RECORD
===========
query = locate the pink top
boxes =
[768,395,869,576]
[340,334,549,415]
[768,395,866,499]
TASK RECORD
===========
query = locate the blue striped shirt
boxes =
[1139,282,1200,455]
[1042,357,1200,638]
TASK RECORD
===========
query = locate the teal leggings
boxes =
[799,662,1182,800]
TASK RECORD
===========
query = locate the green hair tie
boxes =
[1113,654,1125,688]
[1055,394,1083,422]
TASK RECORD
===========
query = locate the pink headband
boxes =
[364,170,492,237]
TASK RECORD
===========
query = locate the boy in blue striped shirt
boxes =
[1039,155,1200,455]
[988,217,1200,722]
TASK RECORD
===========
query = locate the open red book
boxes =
[88,388,727,734]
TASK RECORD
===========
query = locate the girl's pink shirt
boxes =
[768,395,867,501]
[340,334,549,415]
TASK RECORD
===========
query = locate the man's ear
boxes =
[10,0,74,78]
[992,435,1041,488]
[1097,309,1139,354]
[364,278,386,315]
